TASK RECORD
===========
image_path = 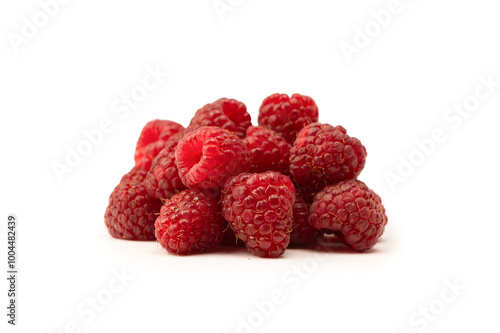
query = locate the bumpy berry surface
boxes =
[244,126,291,174]
[145,133,185,199]
[105,167,162,240]
[290,196,323,246]
[134,119,184,170]
[309,179,387,251]
[222,171,295,258]
[290,122,367,191]
[154,190,224,255]
[175,126,250,190]
[258,93,318,144]
[186,98,251,138]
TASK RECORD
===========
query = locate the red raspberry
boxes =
[309,179,387,251]
[222,171,295,258]
[290,196,324,246]
[154,189,224,255]
[258,93,318,144]
[105,167,162,240]
[175,126,250,190]
[290,122,367,191]
[145,133,186,200]
[134,119,184,170]
[186,98,251,138]
[244,126,291,174]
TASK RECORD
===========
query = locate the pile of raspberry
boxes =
[104,93,388,257]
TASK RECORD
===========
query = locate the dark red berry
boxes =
[244,126,291,174]
[290,122,367,191]
[154,189,224,255]
[186,98,251,138]
[105,167,162,240]
[309,179,387,251]
[258,93,318,144]
[145,133,186,200]
[222,171,295,258]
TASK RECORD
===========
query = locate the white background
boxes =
[1,1,499,332]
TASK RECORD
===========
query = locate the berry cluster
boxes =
[104,94,388,257]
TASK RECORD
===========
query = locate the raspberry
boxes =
[175,126,250,190]
[258,93,318,144]
[244,126,291,174]
[145,133,186,200]
[309,179,387,251]
[290,122,367,191]
[290,196,323,246]
[186,98,251,138]
[105,167,162,240]
[154,189,224,255]
[222,171,295,258]
[134,119,184,170]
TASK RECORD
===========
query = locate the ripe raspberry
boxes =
[222,171,295,258]
[105,167,162,240]
[290,196,323,246]
[175,126,250,190]
[145,133,186,200]
[134,119,184,170]
[186,98,251,138]
[309,179,387,251]
[244,126,291,174]
[290,122,367,191]
[154,189,224,255]
[258,93,318,144]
